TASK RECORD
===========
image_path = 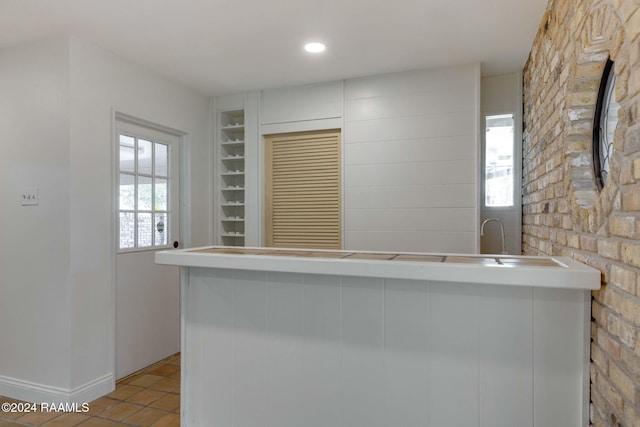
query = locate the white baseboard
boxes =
[0,374,114,404]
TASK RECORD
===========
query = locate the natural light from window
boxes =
[485,114,514,207]
[118,134,170,250]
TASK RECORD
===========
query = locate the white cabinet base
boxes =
[180,267,590,427]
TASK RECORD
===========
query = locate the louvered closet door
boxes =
[265,130,341,249]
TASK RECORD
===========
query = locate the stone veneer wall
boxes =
[523,0,640,425]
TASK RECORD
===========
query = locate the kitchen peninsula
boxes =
[156,246,600,427]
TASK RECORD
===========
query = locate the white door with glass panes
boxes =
[116,118,181,380]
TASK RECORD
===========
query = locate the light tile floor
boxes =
[0,353,180,427]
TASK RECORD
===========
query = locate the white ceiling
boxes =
[0,0,549,95]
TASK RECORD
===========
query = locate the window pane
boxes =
[117,127,173,252]
[155,213,167,246]
[119,174,135,210]
[155,178,167,211]
[138,139,153,175]
[138,176,152,211]
[155,143,168,177]
[137,213,153,247]
[598,63,619,187]
[485,114,514,207]
[119,135,135,173]
[119,212,135,249]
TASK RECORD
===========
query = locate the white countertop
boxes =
[155,246,601,290]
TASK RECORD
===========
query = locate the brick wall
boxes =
[523,0,640,425]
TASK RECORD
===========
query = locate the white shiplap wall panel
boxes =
[265,272,305,427]
[232,270,268,427]
[429,282,480,425]
[344,185,477,210]
[345,66,476,99]
[345,208,476,232]
[345,85,476,121]
[383,278,430,426]
[344,136,474,165]
[344,64,480,253]
[346,162,476,187]
[185,268,590,427]
[345,231,477,253]
[533,288,590,427]
[346,112,474,143]
[196,268,234,426]
[260,81,342,124]
[478,285,534,427]
[301,274,343,427]
[341,277,386,427]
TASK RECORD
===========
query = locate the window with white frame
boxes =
[484,114,515,207]
[118,133,170,250]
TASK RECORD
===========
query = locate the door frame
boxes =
[109,110,190,383]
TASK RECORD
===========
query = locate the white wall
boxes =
[240,82,343,245]
[480,73,522,255]
[343,65,481,253]
[0,39,73,395]
[68,38,211,395]
[0,37,211,403]
[260,82,343,126]
[235,66,481,253]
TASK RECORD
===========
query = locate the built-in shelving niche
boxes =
[219,109,245,246]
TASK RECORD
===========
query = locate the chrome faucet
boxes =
[481,218,507,254]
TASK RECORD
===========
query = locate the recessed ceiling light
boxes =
[304,42,326,53]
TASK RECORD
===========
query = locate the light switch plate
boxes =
[21,188,39,206]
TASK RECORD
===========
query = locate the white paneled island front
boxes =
[156,246,600,427]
